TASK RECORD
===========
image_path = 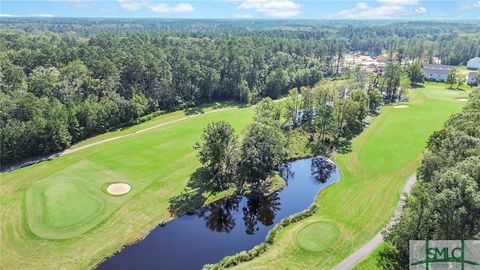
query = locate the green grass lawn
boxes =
[0,104,254,269]
[232,84,466,269]
[353,249,381,270]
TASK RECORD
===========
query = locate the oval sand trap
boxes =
[393,105,409,109]
[457,98,468,102]
[295,222,339,251]
[107,183,131,195]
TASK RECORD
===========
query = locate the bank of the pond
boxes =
[97,157,340,270]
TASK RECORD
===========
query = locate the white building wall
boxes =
[425,73,448,82]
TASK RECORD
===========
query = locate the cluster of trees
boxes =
[196,77,384,189]
[283,79,382,154]
[377,90,480,269]
[447,68,480,89]
[195,98,286,189]
[405,63,425,86]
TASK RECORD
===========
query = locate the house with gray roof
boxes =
[423,64,454,82]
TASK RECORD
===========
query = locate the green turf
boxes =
[353,251,380,270]
[295,222,339,252]
[26,160,135,239]
[232,83,467,269]
[0,104,254,269]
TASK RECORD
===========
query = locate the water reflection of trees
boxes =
[278,163,294,183]
[198,193,282,235]
[197,196,240,233]
[242,194,281,235]
[311,157,335,183]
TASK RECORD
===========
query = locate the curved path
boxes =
[332,173,417,270]
[1,108,236,173]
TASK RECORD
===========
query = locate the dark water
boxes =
[98,157,340,270]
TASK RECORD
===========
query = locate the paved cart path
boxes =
[1,108,236,173]
[332,173,417,270]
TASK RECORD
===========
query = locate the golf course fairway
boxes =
[231,84,467,269]
[0,84,468,270]
[0,104,254,269]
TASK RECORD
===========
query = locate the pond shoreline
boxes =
[97,157,340,270]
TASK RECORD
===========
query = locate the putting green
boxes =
[295,222,339,252]
[26,160,136,239]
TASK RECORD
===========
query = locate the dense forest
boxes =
[378,90,480,269]
[1,18,479,166]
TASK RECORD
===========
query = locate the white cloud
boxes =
[31,14,55,17]
[461,1,480,10]
[118,0,147,11]
[415,6,427,13]
[236,0,301,18]
[149,3,194,13]
[117,0,194,13]
[356,2,369,10]
[0,13,55,17]
[334,0,426,19]
[377,0,419,6]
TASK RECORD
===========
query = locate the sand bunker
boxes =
[457,98,469,102]
[107,183,131,195]
[393,105,409,109]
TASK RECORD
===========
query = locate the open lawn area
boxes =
[0,104,254,269]
[232,84,467,269]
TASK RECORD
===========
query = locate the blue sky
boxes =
[1,0,479,19]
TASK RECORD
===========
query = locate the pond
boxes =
[97,157,340,270]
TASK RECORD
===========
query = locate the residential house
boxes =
[467,71,478,86]
[467,57,480,70]
[423,64,454,82]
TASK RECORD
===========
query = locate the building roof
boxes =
[423,64,455,70]
[424,68,450,75]
[423,64,454,75]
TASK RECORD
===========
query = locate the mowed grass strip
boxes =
[0,105,254,270]
[232,85,466,269]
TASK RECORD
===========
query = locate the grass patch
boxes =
[353,250,381,270]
